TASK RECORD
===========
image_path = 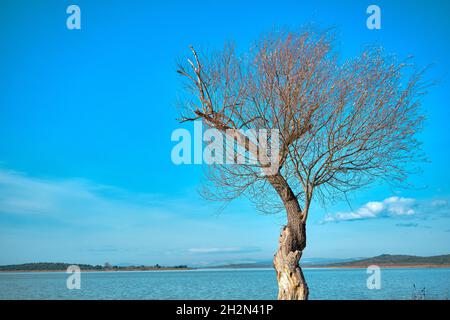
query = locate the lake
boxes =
[0,268,449,300]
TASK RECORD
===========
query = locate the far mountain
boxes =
[323,254,450,267]
[204,254,450,269]
[205,257,362,269]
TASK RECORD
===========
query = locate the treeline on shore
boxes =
[0,262,189,271]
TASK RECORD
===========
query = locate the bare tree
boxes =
[176,29,428,300]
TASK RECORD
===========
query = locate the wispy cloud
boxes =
[431,199,449,208]
[0,168,276,265]
[0,168,209,227]
[188,247,261,254]
[321,196,449,223]
[395,223,419,228]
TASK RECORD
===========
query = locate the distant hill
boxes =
[204,254,450,269]
[323,254,450,267]
[206,261,273,269]
[0,262,189,272]
[2,255,449,271]
[302,257,364,266]
[205,257,362,269]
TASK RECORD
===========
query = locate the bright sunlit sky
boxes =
[0,0,449,266]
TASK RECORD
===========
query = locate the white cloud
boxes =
[322,196,417,223]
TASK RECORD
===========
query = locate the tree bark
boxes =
[273,221,308,300]
[269,174,309,300]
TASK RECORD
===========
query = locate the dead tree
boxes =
[176,29,428,300]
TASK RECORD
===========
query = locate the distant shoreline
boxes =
[205,254,450,270]
[2,255,449,272]
[0,267,193,273]
[2,265,450,273]
[0,262,191,273]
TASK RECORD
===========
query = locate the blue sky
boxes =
[0,0,449,266]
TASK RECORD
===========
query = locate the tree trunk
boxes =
[273,222,308,300]
[268,174,309,300]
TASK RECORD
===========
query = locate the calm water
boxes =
[0,268,449,300]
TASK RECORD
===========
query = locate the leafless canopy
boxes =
[177,28,428,217]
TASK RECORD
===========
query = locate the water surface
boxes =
[0,268,448,300]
